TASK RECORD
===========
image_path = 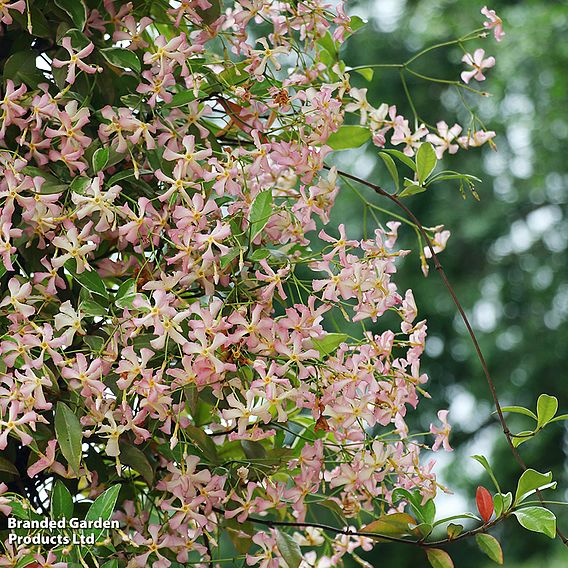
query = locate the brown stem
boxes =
[332,167,568,546]
[213,506,505,549]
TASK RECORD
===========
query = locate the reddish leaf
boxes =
[476,486,494,523]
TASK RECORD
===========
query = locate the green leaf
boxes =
[184,424,218,464]
[512,507,556,539]
[275,530,302,568]
[164,90,200,108]
[66,259,108,299]
[316,31,337,58]
[392,488,436,524]
[51,480,74,520]
[220,247,241,268]
[515,469,554,504]
[119,442,154,484]
[416,142,437,183]
[83,485,121,543]
[354,67,374,81]
[196,0,221,25]
[0,456,19,476]
[55,402,83,475]
[115,279,137,309]
[471,455,501,492]
[79,299,106,317]
[476,534,503,564]
[382,149,417,172]
[69,176,91,194]
[312,333,348,358]
[349,15,367,32]
[84,335,105,352]
[549,413,568,423]
[15,554,40,568]
[426,548,454,568]
[92,147,109,173]
[249,190,273,241]
[100,48,141,73]
[379,152,399,192]
[446,523,463,539]
[493,492,512,517]
[363,513,419,537]
[326,125,371,150]
[399,178,426,198]
[3,51,46,87]
[100,561,118,568]
[512,430,534,447]
[500,406,537,420]
[55,0,87,30]
[536,394,558,428]
[413,523,433,538]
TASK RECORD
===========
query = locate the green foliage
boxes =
[54,402,83,475]
[326,125,371,150]
[476,533,504,564]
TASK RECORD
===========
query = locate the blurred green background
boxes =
[331,1,568,566]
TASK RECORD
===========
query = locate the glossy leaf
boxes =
[66,260,109,298]
[55,402,83,475]
[426,548,454,568]
[512,507,556,539]
[416,142,437,183]
[312,333,348,357]
[326,125,371,150]
[0,456,19,476]
[100,48,141,73]
[471,455,501,492]
[51,480,74,520]
[493,492,512,517]
[363,513,419,537]
[3,51,46,87]
[83,484,121,542]
[379,151,399,192]
[276,530,302,568]
[475,533,503,564]
[354,67,374,81]
[115,279,137,309]
[79,299,106,317]
[446,523,463,539]
[249,190,273,241]
[382,149,417,172]
[119,442,154,484]
[399,178,427,197]
[500,406,537,420]
[536,394,558,428]
[476,486,494,523]
[92,147,109,172]
[512,430,535,448]
[515,469,554,504]
[55,0,87,30]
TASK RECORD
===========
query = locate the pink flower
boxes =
[426,121,463,159]
[0,402,37,449]
[52,37,100,84]
[481,6,505,42]
[0,0,24,25]
[0,277,35,318]
[27,439,58,477]
[461,48,495,84]
[255,259,290,301]
[430,409,452,451]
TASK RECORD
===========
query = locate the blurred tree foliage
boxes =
[332,1,568,565]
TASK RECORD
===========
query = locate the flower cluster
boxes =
[0,1,502,566]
